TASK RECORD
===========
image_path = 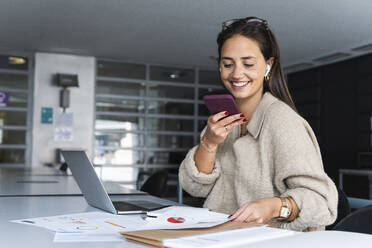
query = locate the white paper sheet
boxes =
[54,127,73,141]
[163,226,297,248]
[142,206,230,230]
[11,207,230,242]
[11,211,146,233]
[56,112,73,126]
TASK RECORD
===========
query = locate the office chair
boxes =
[326,187,351,230]
[140,170,168,197]
[333,204,372,234]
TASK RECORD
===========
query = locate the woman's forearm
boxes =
[194,135,218,174]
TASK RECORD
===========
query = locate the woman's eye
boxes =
[223,64,233,68]
[244,64,254,67]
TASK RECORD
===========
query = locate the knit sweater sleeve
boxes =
[178,128,221,198]
[267,103,338,231]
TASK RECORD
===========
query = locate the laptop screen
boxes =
[61,150,117,214]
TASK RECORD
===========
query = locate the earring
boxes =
[264,74,270,81]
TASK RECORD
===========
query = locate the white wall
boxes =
[32,53,95,167]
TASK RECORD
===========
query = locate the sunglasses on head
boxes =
[221,16,269,31]
[221,16,275,53]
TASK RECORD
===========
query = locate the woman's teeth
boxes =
[232,81,250,87]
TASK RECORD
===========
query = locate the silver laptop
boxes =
[61,150,169,214]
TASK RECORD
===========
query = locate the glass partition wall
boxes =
[94,60,222,189]
[0,55,32,168]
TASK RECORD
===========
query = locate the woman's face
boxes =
[219,34,271,101]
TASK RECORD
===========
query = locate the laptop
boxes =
[61,150,169,214]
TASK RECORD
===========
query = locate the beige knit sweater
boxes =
[179,92,338,231]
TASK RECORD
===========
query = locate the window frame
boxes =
[94,59,222,186]
[0,53,33,168]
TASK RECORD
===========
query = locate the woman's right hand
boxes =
[202,111,246,148]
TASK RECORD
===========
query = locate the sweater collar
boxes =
[246,92,278,139]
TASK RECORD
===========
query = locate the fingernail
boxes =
[225,111,229,116]
[240,114,245,117]
[243,119,247,122]
[228,214,233,218]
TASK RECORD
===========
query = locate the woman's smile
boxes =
[231,80,252,89]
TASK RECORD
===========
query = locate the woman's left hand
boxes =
[230,197,281,224]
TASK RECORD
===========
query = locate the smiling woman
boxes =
[219,35,270,113]
[179,17,338,232]
[217,17,296,113]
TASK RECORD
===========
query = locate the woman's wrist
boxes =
[272,197,283,219]
[272,196,298,221]
[200,135,218,152]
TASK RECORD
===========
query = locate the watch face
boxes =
[280,207,291,218]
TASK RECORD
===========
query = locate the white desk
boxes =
[0,168,145,196]
[2,196,372,248]
[0,195,174,247]
[251,230,372,248]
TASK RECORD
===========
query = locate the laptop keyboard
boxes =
[113,200,166,211]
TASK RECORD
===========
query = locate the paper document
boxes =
[163,226,297,248]
[12,206,231,243]
[11,211,146,233]
[143,206,230,230]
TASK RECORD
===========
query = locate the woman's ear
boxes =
[266,57,275,68]
[264,57,275,77]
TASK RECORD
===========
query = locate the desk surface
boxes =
[0,168,144,196]
[0,195,174,248]
[2,196,372,248]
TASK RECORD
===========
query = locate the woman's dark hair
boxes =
[217,17,296,111]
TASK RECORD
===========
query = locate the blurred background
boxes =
[0,0,372,204]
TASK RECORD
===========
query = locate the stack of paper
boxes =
[121,207,297,247]
[163,226,297,248]
[142,206,230,230]
[11,206,232,243]
[121,221,258,247]
[11,211,145,242]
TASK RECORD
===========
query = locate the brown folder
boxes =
[121,221,259,247]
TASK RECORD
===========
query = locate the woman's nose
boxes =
[231,65,244,79]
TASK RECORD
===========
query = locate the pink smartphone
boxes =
[203,94,241,116]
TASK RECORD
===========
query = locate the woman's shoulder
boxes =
[261,96,318,150]
[267,96,300,118]
[264,96,306,132]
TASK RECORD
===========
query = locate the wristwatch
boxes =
[278,197,291,219]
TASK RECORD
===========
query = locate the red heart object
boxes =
[167,217,185,223]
